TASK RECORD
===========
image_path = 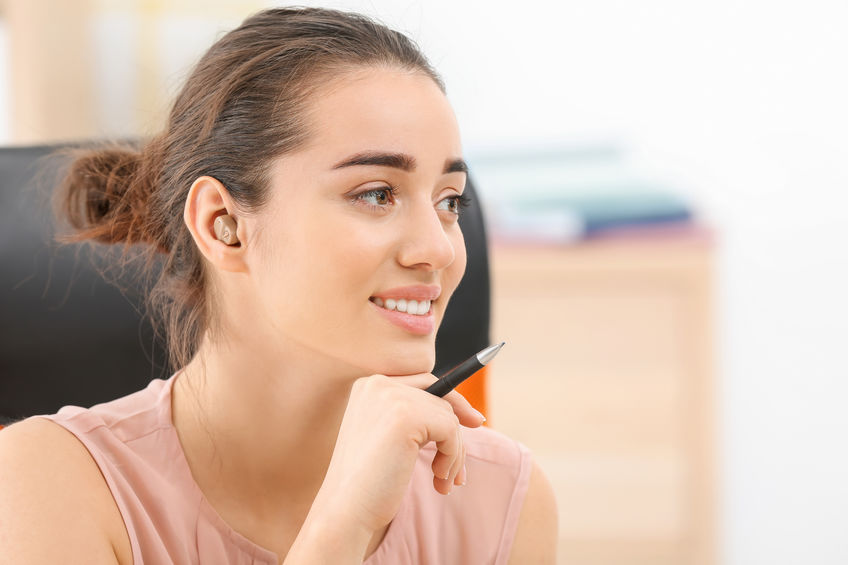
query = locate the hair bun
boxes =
[57,144,157,248]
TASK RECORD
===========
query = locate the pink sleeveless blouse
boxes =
[36,375,533,564]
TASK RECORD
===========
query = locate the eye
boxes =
[436,193,471,215]
[354,186,397,210]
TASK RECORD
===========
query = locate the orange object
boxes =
[455,365,489,426]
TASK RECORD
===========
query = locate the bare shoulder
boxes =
[507,458,559,565]
[0,417,131,564]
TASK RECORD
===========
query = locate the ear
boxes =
[183,176,248,273]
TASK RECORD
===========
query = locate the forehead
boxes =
[302,67,463,164]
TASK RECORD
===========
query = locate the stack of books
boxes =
[466,144,697,244]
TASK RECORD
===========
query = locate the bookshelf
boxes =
[487,229,716,565]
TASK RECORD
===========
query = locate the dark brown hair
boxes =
[55,6,445,371]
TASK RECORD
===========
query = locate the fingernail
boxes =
[473,409,486,422]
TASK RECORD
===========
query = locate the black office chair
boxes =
[0,144,491,423]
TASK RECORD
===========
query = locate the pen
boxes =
[425,342,506,398]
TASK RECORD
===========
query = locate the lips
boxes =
[369,285,440,335]
[370,284,441,302]
[370,301,436,335]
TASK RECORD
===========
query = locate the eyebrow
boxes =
[331,151,468,176]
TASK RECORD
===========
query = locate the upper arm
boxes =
[507,459,559,565]
[0,418,128,564]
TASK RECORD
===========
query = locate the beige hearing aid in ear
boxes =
[213,215,239,245]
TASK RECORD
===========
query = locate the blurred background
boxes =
[1,1,847,563]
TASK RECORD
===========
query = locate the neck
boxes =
[171,333,363,520]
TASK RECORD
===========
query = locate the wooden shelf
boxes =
[488,233,716,565]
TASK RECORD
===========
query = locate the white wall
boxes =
[0,21,10,143]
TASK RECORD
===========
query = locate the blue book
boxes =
[467,144,696,242]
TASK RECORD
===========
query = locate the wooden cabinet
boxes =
[487,231,716,565]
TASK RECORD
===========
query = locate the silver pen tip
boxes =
[476,341,506,365]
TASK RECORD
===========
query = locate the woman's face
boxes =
[246,67,468,377]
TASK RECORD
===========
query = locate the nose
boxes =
[396,203,457,272]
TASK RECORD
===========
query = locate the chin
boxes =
[344,327,439,376]
[382,357,435,376]
[370,346,435,377]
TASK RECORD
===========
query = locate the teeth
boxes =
[371,297,431,316]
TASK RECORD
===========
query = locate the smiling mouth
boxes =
[369,297,432,316]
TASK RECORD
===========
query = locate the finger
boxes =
[454,442,467,486]
[433,474,453,495]
[455,463,467,486]
[431,454,454,495]
[434,428,465,495]
[430,449,453,481]
[430,415,460,481]
[445,427,464,483]
[441,389,486,427]
[429,408,462,494]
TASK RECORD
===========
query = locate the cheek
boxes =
[445,228,467,294]
[264,218,384,314]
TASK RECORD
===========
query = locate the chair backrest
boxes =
[0,144,491,422]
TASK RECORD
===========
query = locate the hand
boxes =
[310,373,486,536]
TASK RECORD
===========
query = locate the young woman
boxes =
[0,7,557,563]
